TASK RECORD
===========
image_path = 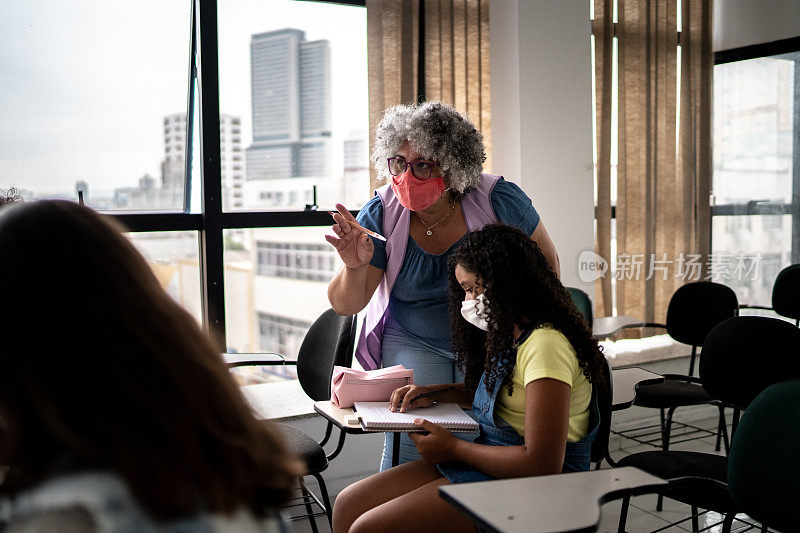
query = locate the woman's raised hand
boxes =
[325,203,374,269]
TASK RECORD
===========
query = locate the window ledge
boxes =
[599,334,692,368]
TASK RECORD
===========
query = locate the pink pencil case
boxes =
[330,365,414,408]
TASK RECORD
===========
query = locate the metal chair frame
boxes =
[226,309,357,532]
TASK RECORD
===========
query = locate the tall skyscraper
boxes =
[162,112,244,209]
[246,29,331,189]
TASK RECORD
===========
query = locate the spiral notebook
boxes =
[353,401,479,433]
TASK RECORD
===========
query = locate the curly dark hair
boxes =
[448,224,606,395]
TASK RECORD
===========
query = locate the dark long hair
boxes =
[0,201,301,519]
[448,224,606,395]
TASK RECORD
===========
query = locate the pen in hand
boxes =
[328,211,387,242]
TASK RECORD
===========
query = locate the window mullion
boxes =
[196,0,226,346]
[792,58,800,264]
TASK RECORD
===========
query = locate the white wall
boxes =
[490,0,595,293]
[714,0,800,51]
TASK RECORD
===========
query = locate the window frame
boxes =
[109,0,364,345]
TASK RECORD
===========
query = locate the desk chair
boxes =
[739,263,800,326]
[727,379,800,532]
[615,316,800,533]
[615,282,737,461]
[566,286,613,469]
[229,308,357,533]
[567,287,594,329]
[592,354,613,469]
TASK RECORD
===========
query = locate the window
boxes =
[127,232,202,321]
[712,45,800,306]
[258,312,312,359]
[225,225,342,358]
[2,1,369,379]
[218,1,369,212]
[0,1,191,211]
[256,236,339,281]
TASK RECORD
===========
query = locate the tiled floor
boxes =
[290,417,770,533]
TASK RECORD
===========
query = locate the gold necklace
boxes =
[417,202,455,236]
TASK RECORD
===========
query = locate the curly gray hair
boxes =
[371,101,485,196]
[0,188,23,207]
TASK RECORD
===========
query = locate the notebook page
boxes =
[354,402,478,432]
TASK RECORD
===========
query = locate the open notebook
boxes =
[353,401,479,433]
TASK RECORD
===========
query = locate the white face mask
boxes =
[461,293,490,331]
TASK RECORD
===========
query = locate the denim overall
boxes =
[437,355,600,484]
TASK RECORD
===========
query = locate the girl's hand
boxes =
[389,385,436,412]
[324,203,374,269]
[409,419,458,463]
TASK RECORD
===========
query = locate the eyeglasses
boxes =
[387,157,440,180]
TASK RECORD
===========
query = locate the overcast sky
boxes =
[0,0,368,197]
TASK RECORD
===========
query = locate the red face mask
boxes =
[390,172,446,212]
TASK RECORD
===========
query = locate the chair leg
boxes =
[663,407,677,452]
[311,472,333,528]
[617,494,630,533]
[721,512,735,533]
[299,479,320,533]
[691,505,699,532]
[716,405,730,454]
[656,407,677,513]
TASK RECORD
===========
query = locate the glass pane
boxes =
[224,226,342,383]
[0,1,190,211]
[711,215,793,306]
[127,231,202,322]
[218,1,370,212]
[713,54,796,204]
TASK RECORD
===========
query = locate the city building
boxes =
[113,173,179,210]
[342,132,370,209]
[162,112,244,210]
[244,29,332,209]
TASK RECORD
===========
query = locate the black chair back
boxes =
[772,264,800,321]
[567,287,594,329]
[296,309,357,401]
[590,355,613,463]
[699,316,800,409]
[727,379,800,532]
[665,281,738,347]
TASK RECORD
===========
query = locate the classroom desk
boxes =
[223,352,286,367]
[611,367,661,411]
[592,316,646,339]
[439,467,666,533]
[314,401,404,467]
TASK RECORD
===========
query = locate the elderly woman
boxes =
[326,101,560,470]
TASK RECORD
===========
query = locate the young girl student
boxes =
[332,224,607,533]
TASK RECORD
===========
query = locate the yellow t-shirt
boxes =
[494,327,592,442]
